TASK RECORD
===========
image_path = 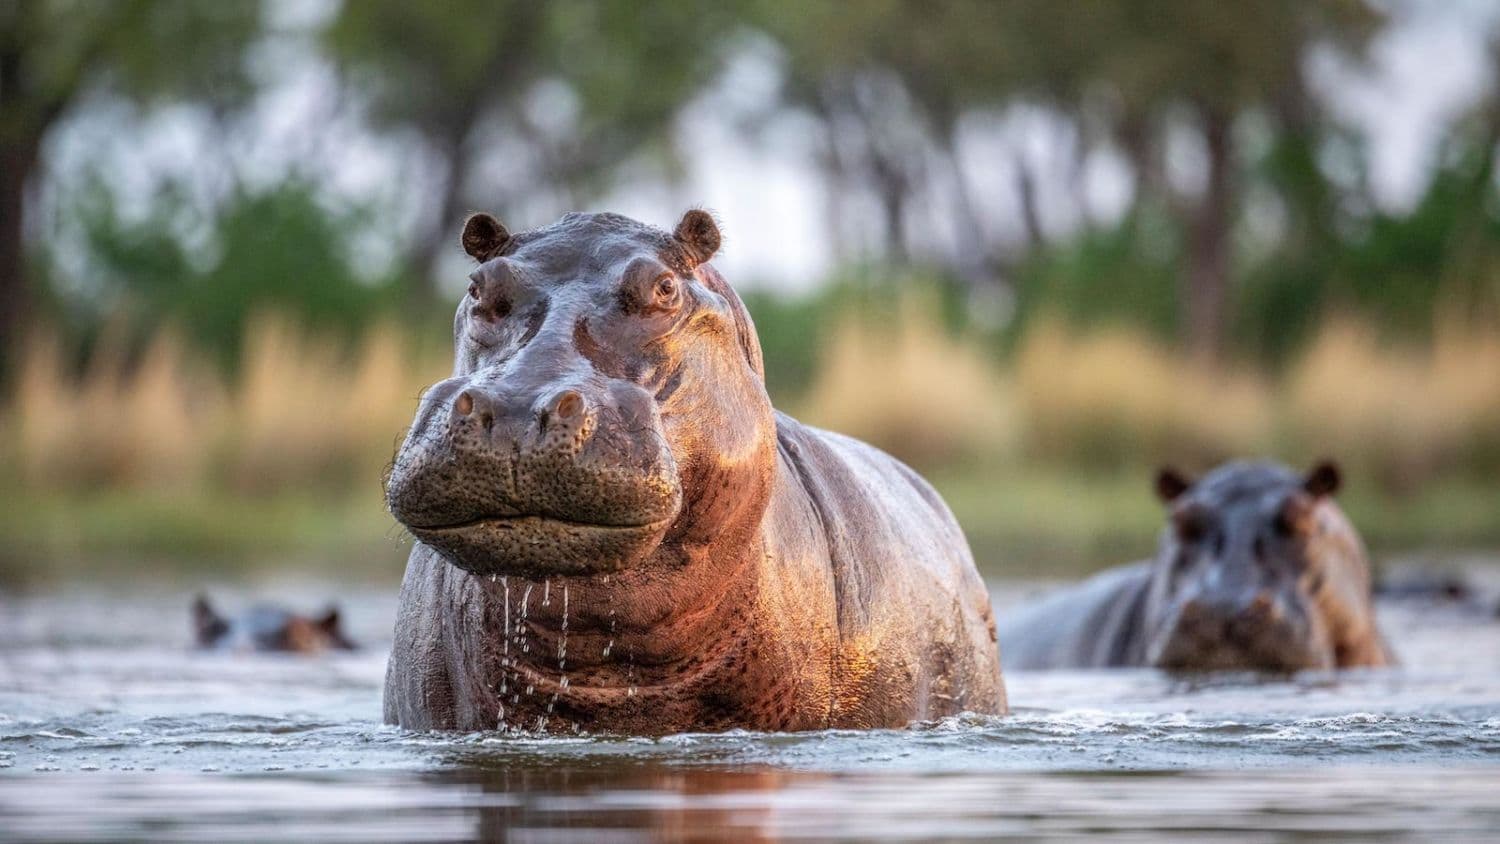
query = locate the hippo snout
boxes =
[386,375,681,577]
[447,384,593,452]
[1151,588,1326,672]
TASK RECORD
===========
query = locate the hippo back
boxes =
[774,413,1006,722]
[997,563,1154,670]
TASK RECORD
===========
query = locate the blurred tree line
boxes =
[3,0,1499,378]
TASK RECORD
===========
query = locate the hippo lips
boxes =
[404,512,675,576]
[404,512,671,533]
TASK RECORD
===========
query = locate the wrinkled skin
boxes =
[999,461,1392,673]
[193,595,355,654]
[383,210,1005,734]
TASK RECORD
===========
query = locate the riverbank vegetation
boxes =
[4,298,1496,582]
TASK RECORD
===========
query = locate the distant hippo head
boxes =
[385,210,775,577]
[1142,460,1386,673]
[193,595,355,653]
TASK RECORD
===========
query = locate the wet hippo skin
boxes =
[1000,461,1392,673]
[383,210,1006,734]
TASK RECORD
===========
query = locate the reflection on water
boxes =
[1,575,1499,841]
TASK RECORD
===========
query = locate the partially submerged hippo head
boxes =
[193,595,355,653]
[1143,460,1390,672]
[385,210,772,577]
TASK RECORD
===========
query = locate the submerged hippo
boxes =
[192,595,355,653]
[1000,461,1392,672]
[383,210,1005,733]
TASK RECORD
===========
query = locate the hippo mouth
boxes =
[404,512,671,533]
[403,511,675,577]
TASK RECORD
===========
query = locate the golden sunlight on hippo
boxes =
[382,210,1006,733]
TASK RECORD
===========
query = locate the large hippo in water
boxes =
[383,209,1005,733]
[1000,461,1392,672]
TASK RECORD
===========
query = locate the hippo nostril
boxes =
[454,390,474,417]
[554,390,585,421]
[1248,592,1273,616]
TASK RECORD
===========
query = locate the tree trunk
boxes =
[0,133,38,380]
[1184,105,1233,366]
[406,124,471,307]
[1014,153,1044,251]
[873,159,909,266]
[937,128,1001,289]
[810,94,851,262]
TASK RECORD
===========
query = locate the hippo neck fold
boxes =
[456,507,776,733]
[430,436,845,735]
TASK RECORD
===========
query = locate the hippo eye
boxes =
[1173,510,1208,544]
[654,275,678,303]
[1273,512,1296,538]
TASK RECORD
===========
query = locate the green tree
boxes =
[74,175,396,368]
[1010,1,1382,363]
[749,1,1384,360]
[323,1,735,303]
[0,0,261,375]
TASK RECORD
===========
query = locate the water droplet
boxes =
[502,577,511,656]
[543,579,551,606]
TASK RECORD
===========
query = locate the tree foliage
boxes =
[12,0,1500,377]
[322,0,737,297]
[0,0,261,373]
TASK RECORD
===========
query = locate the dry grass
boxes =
[1286,315,1500,489]
[1012,319,1272,470]
[4,304,1498,497]
[10,323,221,491]
[795,297,1018,467]
[3,315,447,496]
[798,302,1500,487]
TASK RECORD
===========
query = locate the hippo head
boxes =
[1142,460,1377,673]
[385,210,775,577]
[193,596,355,653]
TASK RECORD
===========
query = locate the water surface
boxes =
[2,574,1498,841]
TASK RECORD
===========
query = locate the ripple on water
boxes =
[2,582,1500,840]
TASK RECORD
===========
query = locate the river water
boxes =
[2,572,1498,842]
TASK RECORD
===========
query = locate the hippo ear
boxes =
[316,605,355,649]
[192,595,227,645]
[461,213,510,262]
[316,606,342,634]
[1155,467,1192,503]
[1303,460,1341,497]
[673,208,721,267]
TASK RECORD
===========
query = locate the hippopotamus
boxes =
[192,595,355,653]
[999,461,1392,672]
[382,209,1005,734]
